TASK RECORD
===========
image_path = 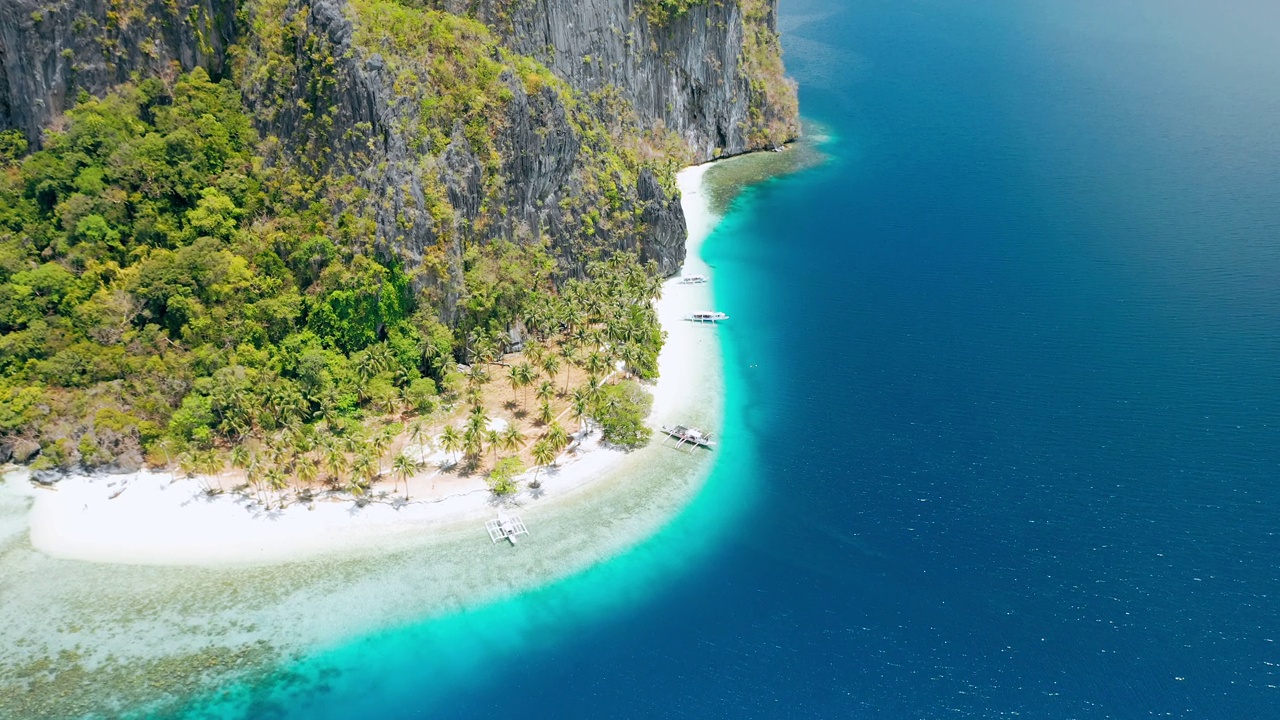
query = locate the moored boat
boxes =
[678,274,708,284]
[660,424,716,449]
[685,310,728,323]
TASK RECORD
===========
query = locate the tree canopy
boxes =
[0,70,667,475]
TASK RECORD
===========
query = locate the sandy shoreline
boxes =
[11,163,720,567]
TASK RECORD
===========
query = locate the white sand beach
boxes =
[16,163,721,567]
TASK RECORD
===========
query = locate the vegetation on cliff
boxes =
[0,70,663,481]
[0,0,799,491]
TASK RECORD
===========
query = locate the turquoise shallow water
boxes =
[18,0,1280,716]
[235,1,1278,717]
[152,268,761,719]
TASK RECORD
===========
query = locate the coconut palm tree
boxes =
[540,354,561,392]
[229,443,250,481]
[515,362,536,408]
[462,426,484,462]
[485,428,503,464]
[570,387,591,433]
[530,439,556,488]
[585,351,609,380]
[439,425,462,465]
[292,450,314,480]
[537,398,554,425]
[559,344,577,393]
[546,422,570,453]
[350,452,375,496]
[535,380,555,406]
[586,374,603,402]
[506,364,522,405]
[408,419,428,464]
[391,453,417,501]
[500,425,526,455]
[323,442,347,487]
[524,339,545,367]
[370,426,394,469]
[177,451,198,479]
[466,363,490,389]
[264,465,288,509]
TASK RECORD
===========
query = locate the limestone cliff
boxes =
[0,0,236,141]
[446,0,798,159]
[0,0,797,291]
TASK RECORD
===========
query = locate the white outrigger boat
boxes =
[660,425,716,450]
[486,514,529,545]
[685,310,728,323]
[678,274,708,285]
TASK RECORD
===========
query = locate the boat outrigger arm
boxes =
[660,425,716,450]
[486,514,529,545]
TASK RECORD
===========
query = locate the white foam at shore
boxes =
[17,163,721,567]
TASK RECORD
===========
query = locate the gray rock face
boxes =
[0,0,236,146]
[1,0,796,289]
[447,0,796,161]
[8,438,40,463]
[235,0,701,298]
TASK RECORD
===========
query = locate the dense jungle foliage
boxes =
[0,70,664,472]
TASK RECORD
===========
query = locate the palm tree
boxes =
[515,362,536,408]
[350,452,375,496]
[530,439,556,488]
[619,343,640,379]
[264,465,288,509]
[323,442,347,487]
[540,355,561,391]
[537,398,554,425]
[586,375,603,403]
[408,419,428,464]
[370,426,394,468]
[506,364,522,405]
[535,380,555,406]
[197,450,222,494]
[462,426,484,461]
[466,363,490,389]
[439,425,462,465]
[177,451,198,480]
[391,453,417,501]
[585,351,609,380]
[546,422,570,453]
[570,387,591,433]
[315,394,342,429]
[485,428,503,464]
[291,456,317,499]
[559,344,577,393]
[500,425,526,455]
[523,340,545,367]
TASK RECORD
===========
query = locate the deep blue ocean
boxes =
[184,1,1280,717]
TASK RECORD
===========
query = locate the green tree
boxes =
[487,456,522,496]
[408,419,428,463]
[391,452,418,501]
[546,422,570,453]
[439,425,462,465]
[591,380,653,448]
[295,456,319,489]
[539,354,561,391]
[500,425,526,455]
[530,439,556,488]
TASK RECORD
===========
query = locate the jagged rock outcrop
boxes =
[1,0,797,289]
[0,0,236,144]
[442,0,798,160]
